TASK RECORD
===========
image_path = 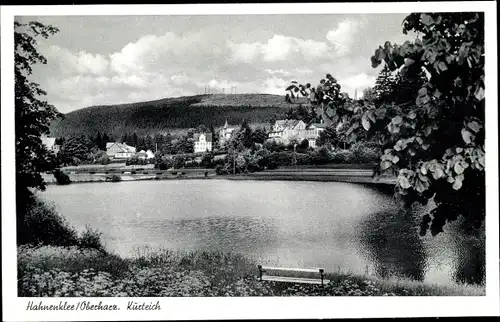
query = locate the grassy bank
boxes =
[18,245,484,297]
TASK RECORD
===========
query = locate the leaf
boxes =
[392,115,403,125]
[420,164,428,175]
[398,176,411,189]
[474,86,484,101]
[408,111,417,119]
[387,123,400,134]
[415,179,427,193]
[392,155,400,164]
[437,61,448,72]
[461,129,474,144]
[423,126,432,137]
[467,121,482,133]
[456,147,464,153]
[454,162,464,174]
[361,113,371,131]
[420,14,434,26]
[478,156,485,167]
[380,160,392,170]
[452,178,463,190]
[431,166,444,180]
[368,111,376,123]
[418,87,427,97]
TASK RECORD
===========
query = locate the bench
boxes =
[257,265,329,286]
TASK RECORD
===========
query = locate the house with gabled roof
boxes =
[106,142,137,159]
[268,119,307,144]
[194,133,213,153]
[305,122,329,148]
[268,119,328,148]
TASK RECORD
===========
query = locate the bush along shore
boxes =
[17,198,484,297]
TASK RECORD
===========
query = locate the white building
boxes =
[219,119,236,148]
[137,149,155,160]
[268,120,307,144]
[41,136,61,154]
[106,142,137,159]
[194,133,213,153]
[268,119,328,148]
[305,123,328,148]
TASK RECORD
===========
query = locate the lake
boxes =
[41,179,485,285]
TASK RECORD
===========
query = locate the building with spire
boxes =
[218,119,236,148]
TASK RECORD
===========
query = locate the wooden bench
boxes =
[257,265,329,286]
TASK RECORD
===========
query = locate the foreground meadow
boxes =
[18,245,484,297]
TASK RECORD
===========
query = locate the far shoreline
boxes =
[44,170,396,191]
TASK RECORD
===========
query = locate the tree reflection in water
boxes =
[357,208,427,281]
[451,222,485,286]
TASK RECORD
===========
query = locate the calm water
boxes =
[41,179,485,285]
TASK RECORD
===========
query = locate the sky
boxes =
[17,14,415,113]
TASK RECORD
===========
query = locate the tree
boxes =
[288,12,485,236]
[316,125,341,148]
[196,124,209,133]
[235,119,254,149]
[15,21,61,214]
[285,104,317,124]
[370,12,485,235]
[251,127,268,144]
[59,136,95,165]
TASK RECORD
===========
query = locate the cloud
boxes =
[45,45,109,75]
[227,41,261,63]
[262,76,288,95]
[265,69,290,76]
[326,19,360,54]
[32,15,401,113]
[228,34,329,63]
[340,73,377,97]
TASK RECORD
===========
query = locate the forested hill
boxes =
[49,94,309,138]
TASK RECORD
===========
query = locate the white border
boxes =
[1,2,499,321]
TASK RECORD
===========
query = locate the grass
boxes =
[18,245,484,297]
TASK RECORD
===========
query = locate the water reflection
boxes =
[40,180,485,285]
[357,209,427,281]
[451,224,486,285]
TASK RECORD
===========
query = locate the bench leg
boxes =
[258,265,263,282]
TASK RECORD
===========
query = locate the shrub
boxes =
[19,197,79,247]
[53,169,71,185]
[331,150,354,163]
[79,226,105,251]
[350,142,381,163]
[310,146,332,165]
[106,174,122,182]
[126,156,147,166]
[215,164,226,175]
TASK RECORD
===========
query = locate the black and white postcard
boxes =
[1,2,499,321]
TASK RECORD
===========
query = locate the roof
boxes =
[41,137,56,147]
[193,133,213,142]
[274,119,306,130]
[275,119,299,127]
[308,123,329,129]
[106,142,136,153]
